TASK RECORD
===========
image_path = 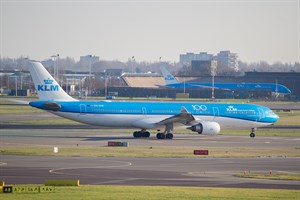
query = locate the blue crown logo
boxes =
[165,75,174,80]
[44,79,54,84]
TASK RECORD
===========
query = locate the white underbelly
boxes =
[50,112,271,130]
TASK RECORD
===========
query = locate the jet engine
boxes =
[188,121,220,134]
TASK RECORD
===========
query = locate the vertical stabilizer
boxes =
[160,66,179,85]
[29,61,76,101]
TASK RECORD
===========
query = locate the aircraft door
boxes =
[142,107,147,116]
[258,108,265,120]
[213,107,219,117]
[80,104,86,114]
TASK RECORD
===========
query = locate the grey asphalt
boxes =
[1,155,299,189]
[1,128,299,148]
[1,128,300,189]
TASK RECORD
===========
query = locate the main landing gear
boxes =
[250,128,256,138]
[132,130,174,139]
[133,130,150,138]
[133,123,175,140]
[156,132,173,139]
[156,123,174,140]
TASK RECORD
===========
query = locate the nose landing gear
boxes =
[250,128,256,138]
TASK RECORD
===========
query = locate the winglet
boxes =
[180,106,189,114]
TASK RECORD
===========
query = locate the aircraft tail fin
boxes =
[29,61,76,101]
[160,66,179,85]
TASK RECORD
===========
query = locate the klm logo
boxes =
[38,79,58,91]
[165,75,174,81]
[226,106,237,112]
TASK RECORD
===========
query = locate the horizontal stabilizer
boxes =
[42,102,61,111]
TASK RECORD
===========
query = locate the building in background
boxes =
[80,55,100,67]
[216,50,239,72]
[179,52,213,64]
[191,60,212,76]
[180,50,239,74]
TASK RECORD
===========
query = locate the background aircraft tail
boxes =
[160,66,179,85]
[29,61,76,101]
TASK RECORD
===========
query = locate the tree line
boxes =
[0,56,299,76]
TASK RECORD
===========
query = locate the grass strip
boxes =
[236,173,300,181]
[1,146,299,158]
[0,185,299,200]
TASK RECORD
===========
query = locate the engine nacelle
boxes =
[188,122,221,135]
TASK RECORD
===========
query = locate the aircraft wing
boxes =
[155,106,196,126]
[189,84,234,91]
[132,106,198,129]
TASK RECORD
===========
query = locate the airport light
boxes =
[80,77,87,99]
[211,60,217,101]
[15,75,17,96]
[131,56,135,73]
[51,54,59,81]
[20,57,29,90]
[104,72,111,97]
[88,54,92,76]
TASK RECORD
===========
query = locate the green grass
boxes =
[237,173,300,181]
[1,146,299,158]
[0,105,43,114]
[275,111,300,126]
[15,119,81,125]
[220,129,300,137]
[0,185,299,200]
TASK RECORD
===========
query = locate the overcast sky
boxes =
[1,0,299,63]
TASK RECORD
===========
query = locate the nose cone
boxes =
[279,85,291,94]
[260,107,280,124]
[266,110,280,124]
[285,87,292,94]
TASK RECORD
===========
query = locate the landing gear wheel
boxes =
[250,132,255,138]
[133,131,142,138]
[142,131,150,138]
[166,133,173,139]
[134,131,150,138]
[156,133,165,139]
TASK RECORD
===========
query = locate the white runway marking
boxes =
[0,162,7,166]
[49,160,132,175]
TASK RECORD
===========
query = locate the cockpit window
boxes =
[265,110,276,116]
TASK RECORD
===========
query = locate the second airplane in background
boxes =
[160,66,291,94]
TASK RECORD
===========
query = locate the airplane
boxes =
[160,66,291,94]
[28,61,279,139]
